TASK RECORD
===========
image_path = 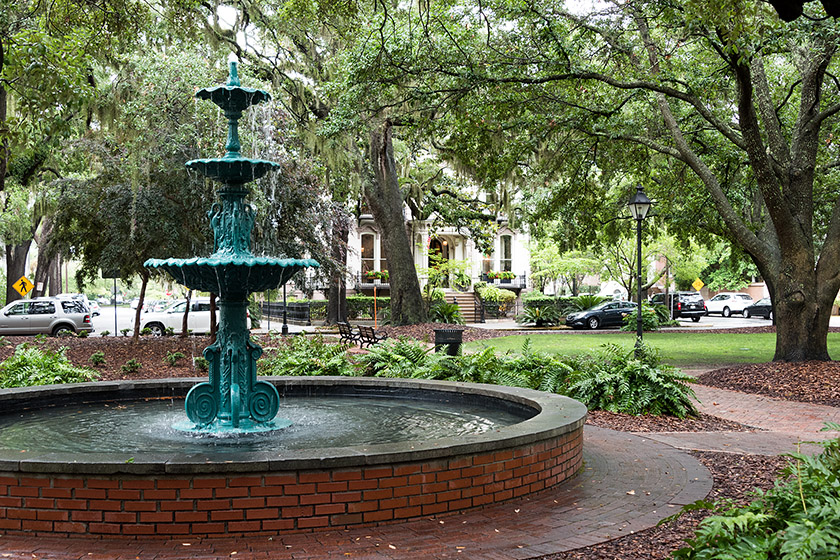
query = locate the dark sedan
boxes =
[566,300,638,330]
[743,297,773,320]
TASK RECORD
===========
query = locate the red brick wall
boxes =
[0,430,582,538]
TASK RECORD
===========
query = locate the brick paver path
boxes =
[642,377,840,457]
[0,426,710,560]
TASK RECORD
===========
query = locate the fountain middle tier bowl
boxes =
[0,377,586,538]
[186,157,280,183]
[144,256,319,295]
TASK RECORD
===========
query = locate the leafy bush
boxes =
[429,302,464,324]
[516,304,561,327]
[258,335,355,377]
[0,344,98,388]
[140,327,152,336]
[99,330,110,337]
[164,351,185,366]
[193,356,209,372]
[620,303,660,332]
[120,328,130,337]
[121,359,142,373]
[77,330,89,338]
[565,343,698,418]
[89,351,106,366]
[673,433,840,559]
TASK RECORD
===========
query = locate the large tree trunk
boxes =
[326,214,349,325]
[32,217,55,298]
[48,257,60,296]
[366,122,426,325]
[5,241,32,304]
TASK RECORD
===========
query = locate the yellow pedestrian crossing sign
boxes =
[692,278,704,292]
[13,276,34,297]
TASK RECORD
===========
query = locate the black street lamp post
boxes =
[628,185,652,357]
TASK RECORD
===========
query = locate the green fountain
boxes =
[145,62,318,433]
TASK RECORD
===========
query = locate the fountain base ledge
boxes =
[0,377,586,538]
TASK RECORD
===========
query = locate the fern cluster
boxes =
[565,343,698,418]
[0,344,99,388]
[674,434,840,559]
[258,334,356,377]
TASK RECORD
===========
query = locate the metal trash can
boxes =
[434,328,463,356]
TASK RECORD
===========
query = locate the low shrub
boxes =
[257,334,355,377]
[429,302,464,324]
[569,294,609,312]
[89,351,106,366]
[516,304,561,327]
[99,330,110,337]
[0,344,98,388]
[673,430,840,559]
[565,343,698,418]
[164,351,185,366]
[620,303,661,332]
[121,359,142,373]
[193,356,209,372]
[120,328,130,337]
[77,330,89,338]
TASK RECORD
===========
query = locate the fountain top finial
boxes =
[227,61,241,87]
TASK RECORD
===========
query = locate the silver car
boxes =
[0,298,94,336]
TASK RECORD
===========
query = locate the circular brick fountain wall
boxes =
[0,377,586,538]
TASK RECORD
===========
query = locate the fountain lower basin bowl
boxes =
[0,377,586,538]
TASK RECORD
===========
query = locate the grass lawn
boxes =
[465,331,840,368]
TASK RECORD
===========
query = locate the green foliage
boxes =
[346,296,390,319]
[620,303,661,332]
[673,436,840,559]
[164,327,175,336]
[120,329,130,337]
[565,344,698,418]
[121,359,142,374]
[89,351,106,366]
[0,344,98,388]
[140,327,152,336]
[164,351,185,366]
[193,356,209,372]
[77,330,89,338]
[257,335,355,377]
[429,302,464,325]
[99,330,110,337]
[516,304,561,327]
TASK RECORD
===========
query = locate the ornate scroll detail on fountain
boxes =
[145,62,318,433]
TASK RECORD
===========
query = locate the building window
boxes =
[500,235,512,272]
[379,239,388,272]
[361,234,375,274]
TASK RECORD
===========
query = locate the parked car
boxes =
[648,292,706,322]
[705,292,755,317]
[88,300,101,316]
[55,293,98,316]
[566,300,638,330]
[743,297,773,320]
[0,297,94,336]
[132,297,219,336]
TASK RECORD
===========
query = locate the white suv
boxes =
[706,292,754,317]
[133,298,219,336]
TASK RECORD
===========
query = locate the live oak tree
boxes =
[343,0,840,361]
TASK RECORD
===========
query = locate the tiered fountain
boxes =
[0,63,585,539]
[145,62,318,433]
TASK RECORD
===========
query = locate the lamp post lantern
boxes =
[628,185,652,357]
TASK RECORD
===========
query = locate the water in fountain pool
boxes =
[0,396,529,454]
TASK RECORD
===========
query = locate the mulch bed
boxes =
[699,361,840,408]
[586,410,755,432]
